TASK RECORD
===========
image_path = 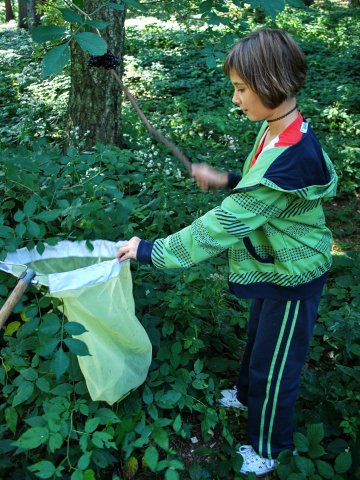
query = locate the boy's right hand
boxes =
[191,163,228,191]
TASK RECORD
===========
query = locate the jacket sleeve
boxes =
[137,186,289,269]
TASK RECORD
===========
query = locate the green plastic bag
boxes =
[0,240,152,404]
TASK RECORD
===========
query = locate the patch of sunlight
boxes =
[125,16,181,29]
[125,15,216,32]
[0,19,17,30]
[332,242,353,255]
[0,49,21,58]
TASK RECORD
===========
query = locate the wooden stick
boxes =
[0,269,36,329]
[110,69,192,174]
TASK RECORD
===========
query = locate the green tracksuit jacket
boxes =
[137,118,338,300]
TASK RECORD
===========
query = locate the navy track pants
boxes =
[236,294,321,460]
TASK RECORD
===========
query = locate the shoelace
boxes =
[227,390,238,402]
[239,446,274,467]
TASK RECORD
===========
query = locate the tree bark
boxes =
[67,1,126,148]
[5,0,15,22]
[26,0,37,32]
[18,0,28,28]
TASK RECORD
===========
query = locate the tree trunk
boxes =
[18,0,28,28]
[5,0,15,22]
[67,1,126,148]
[26,0,37,32]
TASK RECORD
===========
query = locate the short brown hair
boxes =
[224,28,307,108]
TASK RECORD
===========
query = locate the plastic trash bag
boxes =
[0,240,152,405]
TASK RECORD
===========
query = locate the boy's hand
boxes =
[191,163,228,191]
[117,237,141,261]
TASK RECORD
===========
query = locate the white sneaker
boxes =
[218,386,248,411]
[238,445,277,476]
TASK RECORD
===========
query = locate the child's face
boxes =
[229,69,273,122]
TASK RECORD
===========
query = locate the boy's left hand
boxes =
[117,237,141,261]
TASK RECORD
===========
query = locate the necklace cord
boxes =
[267,105,297,123]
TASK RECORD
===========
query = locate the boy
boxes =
[117,28,337,476]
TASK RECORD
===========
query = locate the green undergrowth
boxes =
[0,2,359,479]
[0,141,359,479]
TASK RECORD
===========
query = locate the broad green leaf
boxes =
[75,32,107,55]
[12,380,34,407]
[32,25,67,43]
[36,338,59,356]
[49,432,63,453]
[36,377,51,392]
[44,412,61,433]
[205,53,216,69]
[124,0,146,11]
[14,210,25,222]
[294,456,315,475]
[165,469,179,480]
[200,0,212,13]
[14,426,49,449]
[194,359,203,374]
[247,0,285,17]
[51,348,70,379]
[0,225,13,238]
[308,442,326,458]
[24,197,37,217]
[42,43,70,77]
[91,431,115,448]
[39,314,61,335]
[316,460,334,479]
[51,383,73,396]
[64,321,87,335]
[334,452,352,473]
[192,379,207,389]
[106,2,125,11]
[64,338,91,356]
[286,0,306,7]
[83,470,96,480]
[20,368,38,381]
[327,439,349,454]
[25,415,46,427]
[172,342,182,355]
[86,20,110,29]
[5,407,18,434]
[294,432,309,452]
[142,384,153,405]
[28,460,56,479]
[59,7,83,23]
[96,408,120,424]
[72,470,95,480]
[307,423,324,443]
[71,470,84,480]
[156,390,182,409]
[27,219,41,238]
[144,445,158,471]
[77,452,92,470]
[147,403,158,421]
[351,343,360,355]
[15,223,26,237]
[173,414,182,433]
[0,438,15,454]
[336,364,360,381]
[35,209,62,222]
[85,417,100,433]
[4,321,21,336]
[153,428,169,450]
[37,241,45,255]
